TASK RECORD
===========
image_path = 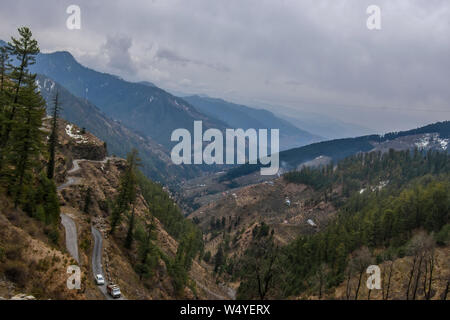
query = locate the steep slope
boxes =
[0,199,101,300]
[36,74,202,185]
[192,146,449,300]
[30,51,227,150]
[51,120,229,299]
[183,95,323,150]
[189,177,337,258]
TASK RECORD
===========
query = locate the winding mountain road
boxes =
[91,226,125,300]
[58,156,231,300]
[60,213,79,263]
[58,157,125,299]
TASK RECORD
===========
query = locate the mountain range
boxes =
[29,50,226,150]
[35,74,201,184]
[221,121,450,181]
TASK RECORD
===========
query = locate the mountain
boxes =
[137,80,156,87]
[29,50,227,150]
[220,121,450,181]
[183,95,323,151]
[259,103,375,139]
[279,111,375,139]
[0,115,229,299]
[35,74,202,184]
[190,146,449,300]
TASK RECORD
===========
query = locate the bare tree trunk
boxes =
[422,260,428,298]
[426,253,434,300]
[406,255,418,300]
[354,271,364,300]
[345,270,352,300]
[385,262,394,300]
[443,281,449,300]
[412,254,424,300]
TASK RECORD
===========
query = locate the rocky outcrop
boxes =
[43,118,107,161]
[63,123,107,161]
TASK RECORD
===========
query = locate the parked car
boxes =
[95,274,105,285]
[107,284,121,298]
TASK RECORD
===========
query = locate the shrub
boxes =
[4,261,28,286]
[435,224,450,246]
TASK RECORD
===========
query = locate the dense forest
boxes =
[0,27,60,243]
[236,149,449,299]
[137,167,203,294]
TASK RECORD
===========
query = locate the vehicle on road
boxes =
[95,274,105,285]
[107,284,121,298]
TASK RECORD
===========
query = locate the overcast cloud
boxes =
[0,0,449,132]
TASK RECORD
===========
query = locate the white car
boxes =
[107,284,121,298]
[95,274,105,285]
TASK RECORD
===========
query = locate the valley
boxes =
[0,28,448,302]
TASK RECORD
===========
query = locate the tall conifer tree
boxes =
[47,91,61,179]
[1,27,39,146]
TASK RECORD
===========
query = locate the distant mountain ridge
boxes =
[28,50,227,150]
[35,74,202,184]
[221,121,450,181]
[183,95,323,151]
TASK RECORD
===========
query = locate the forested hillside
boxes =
[0,28,211,300]
[0,27,60,241]
[235,149,449,299]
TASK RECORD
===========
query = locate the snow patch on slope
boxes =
[65,124,88,144]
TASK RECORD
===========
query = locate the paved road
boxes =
[91,226,125,300]
[59,160,82,263]
[58,157,124,300]
[60,213,79,263]
[57,176,80,191]
[57,158,115,191]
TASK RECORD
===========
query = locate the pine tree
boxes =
[83,186,92,213]
[47,91,61,179]
[110,149,141,233]
[1,27,39,148]
[6,77,46,207]
[0,45,10,144]
[0,45,10,93]
[125,205,136,249]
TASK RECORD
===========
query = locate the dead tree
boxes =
[406,231,435,300]
[442,281,449,300]
[345,265,353,300]
[350,247,373,300]
[382,261,394,300]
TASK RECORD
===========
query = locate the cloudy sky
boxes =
[0,0,449,132]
